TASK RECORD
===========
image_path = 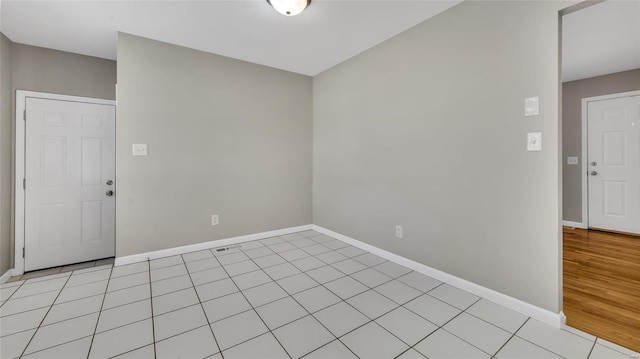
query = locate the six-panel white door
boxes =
[587,95,640,235]
[25,98,116,271]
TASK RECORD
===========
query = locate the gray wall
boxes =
[4,42,116,271]
[12,43,116,100]
[313,1,565,312]
[562,68,640,223]
[116,33,312,256]
[0,33,12,274]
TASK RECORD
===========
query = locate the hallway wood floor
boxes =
[563,228,640,353]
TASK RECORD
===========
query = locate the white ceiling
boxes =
[1,0,638,79]
[0,0,462,76]
[562,0,640,82]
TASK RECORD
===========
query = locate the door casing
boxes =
[14,90,116,276]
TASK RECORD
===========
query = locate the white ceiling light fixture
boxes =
[267,0,311,16]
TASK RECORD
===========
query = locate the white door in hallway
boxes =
[587,94,640,234]
[25,97,116,271]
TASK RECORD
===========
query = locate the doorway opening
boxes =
[561,0,640,352]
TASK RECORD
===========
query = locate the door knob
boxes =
[591,162,597,166]
[106,190,114,196]
[106,180,113,185]
[591,171,597,176]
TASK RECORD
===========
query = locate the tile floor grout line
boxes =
[1,288,66,308]
[404,299,476,355]
[299,338,362,359]
[29,301,103,329]
[512,325,576,359]
[5,275,92,303]
[460,304,532,340]
[490,315,530,358]
[595,338,640,358]
[19,334,95,358]
[585,335,598,359]
[211,247,292,359]
[144,259,157,359]
[87,316,152,338]
[17,271,73,358]
[394,346,426,359]
[85,264,115,359]
[105,344,153,358]
[0,280,28,306]
[179,253,225,359]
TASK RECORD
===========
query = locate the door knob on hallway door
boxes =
[106,190,114,196]
[106,180,113,185]
[591,171,597,176]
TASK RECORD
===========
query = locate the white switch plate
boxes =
[567,156,578,165]
[132,144,148,156]
[527,132,542,151]
[525,96,539,116]
[211,215,219,226]
[395,225,403,239]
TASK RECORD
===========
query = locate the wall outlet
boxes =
[211,215,219,226]
[395,225,403,239]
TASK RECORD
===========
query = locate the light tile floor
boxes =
[1,230,638,359]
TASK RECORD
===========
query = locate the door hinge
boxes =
[23,178,26,190]
[22,247,25,258]
[23,110,26,121]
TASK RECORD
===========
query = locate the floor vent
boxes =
[214,244,242,252]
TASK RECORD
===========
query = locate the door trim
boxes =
[580,90,640,230]
[14,90,116,276]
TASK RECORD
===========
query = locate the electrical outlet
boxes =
[395,225,403,239]
[211,215,219,226]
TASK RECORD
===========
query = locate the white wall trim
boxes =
[579,90,640,231]
[14,90,117,276]
[562,220,587,229]
[312,225,566,328]
[0,269,14,284]
[114,224,313,266]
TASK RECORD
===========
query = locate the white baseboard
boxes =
[114,224,313,266]
[312,225,565,329]
[0,269,14,284]
[562,220,587,229]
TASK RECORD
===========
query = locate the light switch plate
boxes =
[567,156,578,165]
[525,96,539,116]
[132,144,148,156]
[527,132,542,151]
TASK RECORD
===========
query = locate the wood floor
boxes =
[563,228,640,352]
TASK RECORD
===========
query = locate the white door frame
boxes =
[578,89,640,230]
[14,90,116,276]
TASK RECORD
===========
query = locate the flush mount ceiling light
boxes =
[267,0,311,16]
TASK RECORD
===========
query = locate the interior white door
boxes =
[587,94,640,234]
[25,97,116,271]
